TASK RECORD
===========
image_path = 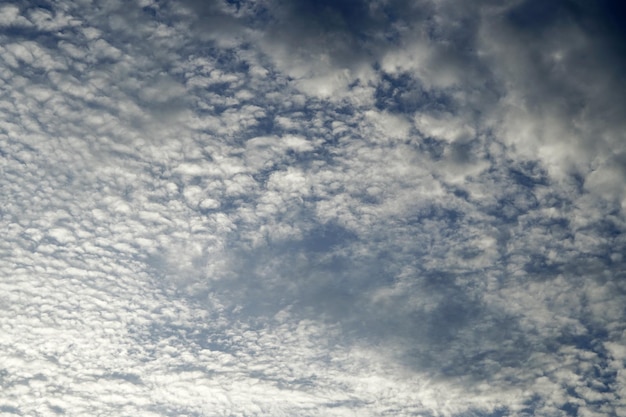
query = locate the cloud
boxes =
[1,0,626,416]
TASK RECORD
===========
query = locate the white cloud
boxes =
[1,1,626,416]
[0,4,31,28]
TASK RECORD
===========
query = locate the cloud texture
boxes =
[1,0,626,416]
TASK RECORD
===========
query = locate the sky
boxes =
[1,0,626,416]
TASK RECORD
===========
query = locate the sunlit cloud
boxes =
[1,0,625,416]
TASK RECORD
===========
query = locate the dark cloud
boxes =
[177,0,245,38]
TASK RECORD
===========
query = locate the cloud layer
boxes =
[1,0,626,416]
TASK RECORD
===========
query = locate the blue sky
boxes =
[1,0,626,416]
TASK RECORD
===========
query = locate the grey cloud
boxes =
[178,0,626,197]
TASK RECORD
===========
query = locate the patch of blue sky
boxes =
[375,71,457,115]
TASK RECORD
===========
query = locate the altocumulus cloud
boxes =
[1,0,626,416]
